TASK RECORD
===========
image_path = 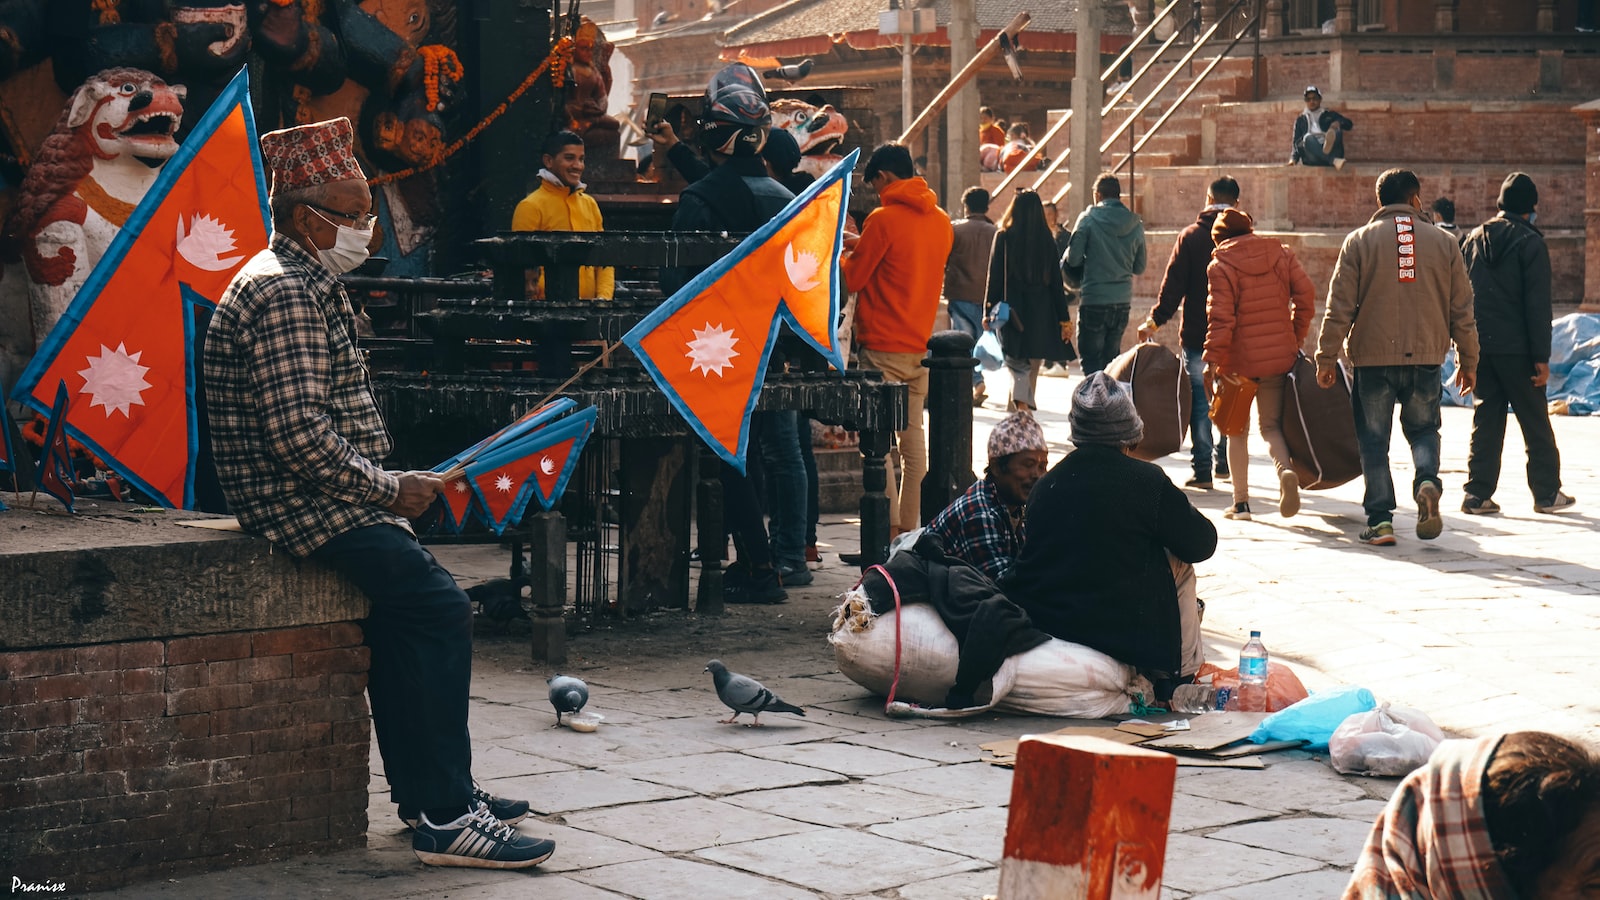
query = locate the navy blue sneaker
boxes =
[400,785,529,829]
[412,805,554,869]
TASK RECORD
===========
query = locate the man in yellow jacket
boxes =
[511,130,614,299]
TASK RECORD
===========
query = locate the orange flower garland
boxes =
[93,0,121,26]
[418,45,464,113]
[368,36,575,187]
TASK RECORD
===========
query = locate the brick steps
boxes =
[1134,162,1584,232]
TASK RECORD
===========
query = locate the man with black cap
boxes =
[1460,172,1575,515]
[1000,373,1217,697]
[205,118,552,869]
[1290,86,1353,169]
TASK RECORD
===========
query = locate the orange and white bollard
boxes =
[997,735,1177,900]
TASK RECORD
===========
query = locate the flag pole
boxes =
[440,341,618,482]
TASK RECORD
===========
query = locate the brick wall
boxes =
[1204,100,1587,168]
[1,625,371,892]
[1261,41,1600,98]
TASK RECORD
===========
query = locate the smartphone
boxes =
[646,92,668,130]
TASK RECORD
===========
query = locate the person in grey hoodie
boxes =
[1064,174,1147,374]
[1460,172,1574,516]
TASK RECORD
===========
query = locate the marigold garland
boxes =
[419,45,464,113]
[369,37,574,187]
[93,0,121,26]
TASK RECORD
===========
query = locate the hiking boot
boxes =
[1360,522,1397,546]
[401,786,530,830]
[1535,491,1576,514]
[1278,470,1301,518]
[1184,475,1213,490]
[1461,495,1500,516]
[726,566,787,604]
[412,804,554,869]
[1224,502,1251,521]
[776,563,814,587]
[1415,482,1443,540]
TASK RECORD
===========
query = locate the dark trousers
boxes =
[313,525,474,810]
[799,417,819,546]
[1078,304,1130,375]
[1465,354,1562,504]
[1352,365,1442,526]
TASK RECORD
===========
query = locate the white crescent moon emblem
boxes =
[539,456,556,475]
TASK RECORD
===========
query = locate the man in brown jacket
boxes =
[1314,169,1479,547]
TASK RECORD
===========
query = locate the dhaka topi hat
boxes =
[260,117,365,197]
[1497,172,1538,216]
[1070,371,1144,447]
[1211,207,1254,243]
[987,410,1047,464]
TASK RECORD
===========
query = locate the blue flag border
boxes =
[466,408,597,535]
[10,67,269,509]
[620,149,858,473]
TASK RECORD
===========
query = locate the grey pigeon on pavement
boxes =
[704,659,805,726]
[547,674,589,725]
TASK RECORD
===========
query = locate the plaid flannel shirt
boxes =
[927,476,1023,583]
[203,233,403,557]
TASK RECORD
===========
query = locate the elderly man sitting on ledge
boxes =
[927,410,1048,584]
[999,373,1218,699]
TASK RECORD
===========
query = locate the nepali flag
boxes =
[429,398,578,533]
[36,382,76,513]
[466,406,597,536]
[10,68,269,509]
[622,149,856,472]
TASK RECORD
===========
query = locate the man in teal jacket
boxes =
[1065,174,1147,374]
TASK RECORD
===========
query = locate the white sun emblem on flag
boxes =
[494,473,514,493]
[77,342,153,418]
[452,479,468,493]
[685,323,740,377]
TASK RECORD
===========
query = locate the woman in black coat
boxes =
[985,190,1074,411]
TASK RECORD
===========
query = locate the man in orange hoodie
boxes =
[842,143,955,536]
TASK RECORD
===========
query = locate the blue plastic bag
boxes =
[1249,685,1376,751]
[974,329,1005,372]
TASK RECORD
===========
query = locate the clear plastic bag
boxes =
[974,329,1005,371]
[1328,703,1445,776]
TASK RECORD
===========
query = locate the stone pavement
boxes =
[92,371,1598,899]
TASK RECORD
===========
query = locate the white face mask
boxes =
[309,207,374,274]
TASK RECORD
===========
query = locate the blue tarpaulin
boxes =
[1440,313,1600,414]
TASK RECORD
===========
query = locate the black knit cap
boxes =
[1497,172,1538,216]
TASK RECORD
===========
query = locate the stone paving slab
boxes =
[1162,832,1326,894]
[607,750,848,795]
[561,796,820,853]
[864,761,1016,807]
[1187,868,1357,899]
[868,805,1012,859]
[496,769,695,815]
[1168,793,1278,832]
[567,857,818,900]
[1171,759,1374,812]
[625,712,852,750]
[893,868,1001,900]
[743,738,942,776]
[721,781,967,827]
[695,829,989,894]
[838,724,1008,763]
[506,819,663,874]
[1206,816,1375,865]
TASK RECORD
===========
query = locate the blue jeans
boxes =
[1351,365,1442,526]
[757,409,807,570]
[946,299,985,387]
[1182,348,1227,476]
[1078,304,1130,375]
[312,525,474,811]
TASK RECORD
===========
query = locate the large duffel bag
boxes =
[1282,353,1362,489]
[1104,341,1191,461]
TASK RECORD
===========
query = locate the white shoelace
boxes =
[465,804,516,842]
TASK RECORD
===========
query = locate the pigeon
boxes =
[547,674,589,726]
[704,660,805,726]
[467,576,529,622]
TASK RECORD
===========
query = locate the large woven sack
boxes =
[1103,341,1191,460]
[829,590,1016,709]
[1282,354,1362,489]
[998,639,1141,719]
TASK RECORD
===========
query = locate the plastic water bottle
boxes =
[1236,630,1269,712]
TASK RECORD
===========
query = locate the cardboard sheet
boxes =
[1141,712,1270,752]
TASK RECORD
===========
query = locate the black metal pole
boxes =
[920,330,978,524]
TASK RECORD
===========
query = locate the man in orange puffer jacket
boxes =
[1203,208,1316,522]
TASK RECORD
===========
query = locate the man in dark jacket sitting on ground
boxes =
[1000,373,1218,697]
